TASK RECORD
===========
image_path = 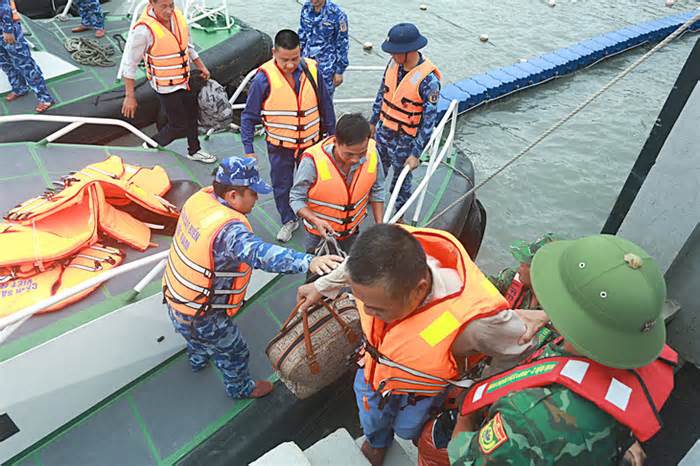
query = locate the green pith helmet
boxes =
[510,233,559,264]
[530,234,666,369]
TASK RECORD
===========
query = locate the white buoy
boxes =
[419,4,428,10]
[363,41,373,51]
[479,34,489,43]
[519,58,527,63]
[548,0,556,6]
[665,0,674,6]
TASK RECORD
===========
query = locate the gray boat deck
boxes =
[2,132,469,465]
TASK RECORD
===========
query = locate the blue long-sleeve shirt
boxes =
[240,63,337,155]
[1,0,17,34]
[370,54,441,158]
[298,0,349,77]
[211,196,312,305]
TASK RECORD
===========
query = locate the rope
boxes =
[425,12,700,228]
[63,37,116,67]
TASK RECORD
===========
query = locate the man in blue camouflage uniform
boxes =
[0,0,53,112]
[298,0,349,98]
[369,23,440,216]
[70,0,105,38]
[166,157,342,399]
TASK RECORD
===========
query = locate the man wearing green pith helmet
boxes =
[448,234,677,466]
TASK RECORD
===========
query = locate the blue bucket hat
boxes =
[381,23,428,54]
[214,156,272,195]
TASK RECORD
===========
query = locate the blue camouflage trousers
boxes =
[375,125,414,216]
[167,305,256,399]
[0,23,52,103]
[76,0,104,29]
[319,65,336,98]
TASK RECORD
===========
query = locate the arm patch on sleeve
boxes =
[478,412,509,454]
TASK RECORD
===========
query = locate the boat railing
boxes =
[0,252,170,345]
[0,114,159,147]
[384,98,459,225]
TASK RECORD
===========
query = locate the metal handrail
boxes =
[383,99,459,224]
[57,0,73,19]
[0,251,169,334]
[0,114,159,147]
[345,65,385,71]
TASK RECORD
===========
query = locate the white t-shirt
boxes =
[121,9,199,94]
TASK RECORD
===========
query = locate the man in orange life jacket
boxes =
[121,0,216,164]
[296,224,546,466]
[369,23,441,217]
[448,234,676,466]
[290,113,385,253]
[241,29,336,244]
[162,156,342,399]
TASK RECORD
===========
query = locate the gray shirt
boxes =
[290,141,386,215]
[121,9,199,94]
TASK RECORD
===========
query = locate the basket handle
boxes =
[280,300,305,332]
[321,299,360,345]
[302,303,321,374]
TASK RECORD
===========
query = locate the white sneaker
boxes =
[276,220,299,242]
[186,150,217,164]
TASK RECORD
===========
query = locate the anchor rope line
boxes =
[426,11,700,227]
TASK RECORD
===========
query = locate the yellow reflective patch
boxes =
[419,311,460,347]
[151,22,165,39]
[482,278,502,298]
[367,149,377,174]
[479,412,508,454]
[316,157,332,181]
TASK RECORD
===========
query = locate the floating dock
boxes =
[437,10,700,118]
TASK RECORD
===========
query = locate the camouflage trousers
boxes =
[318,65,336,98]
[375,125,415,216]
[0,24,53,103]
[167,305,256,398]
[76,0,104,29]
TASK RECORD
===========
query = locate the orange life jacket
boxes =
[0,244,124,317]
[259,58,321,154]
[359,226,510,397]
[461,344,678,442]
[9,0,20,21]
[135,7,191,89]
[162,187,252,318]
[379,58,441,137]
[301,136,378,239]
[0,156,176,279]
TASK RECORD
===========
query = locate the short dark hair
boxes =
[274,29,300,50]
[336,113,371,146]
[346,224,429,300]
[212,181,247,198]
